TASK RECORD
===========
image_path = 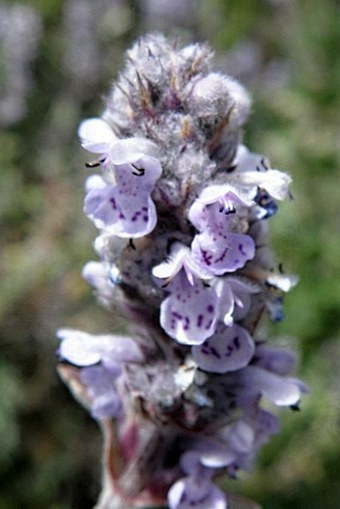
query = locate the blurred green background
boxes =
[0,0,339,508]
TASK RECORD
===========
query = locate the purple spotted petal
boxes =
[189,192,255,275]
[160,270,219,345]
[188,185,253,240]
[191,229,255,275]
[168,475,227,509]
[84,155,162,237]
[80,366,123,419]
[191,323,255,374]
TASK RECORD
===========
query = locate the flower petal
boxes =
[238,366,302,406]
[160,271,219,345]
[78,118,116,153]
[254,344,296,376]
[266,272,299,292]
[152,242,212,283]
[84,156,162,237]
[192,323,255,373]
[236,170,292,201]
[109,138,160,164]
[57,329,143,369]
[152,243,190,281]
[190,184,253,212]
[80,366,123,419]
[189,191,255,275]
[58,329,104,366]
[191,229,255,275]
[168,476,227,509]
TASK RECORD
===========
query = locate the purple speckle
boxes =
[183,316,190,330]
[225,345,234,357]
[196,314,204,327]
[239,243,247,256]
[201,249,212,266]
[210,346,221,359]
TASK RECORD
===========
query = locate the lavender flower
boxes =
[168,451,227,509]
[188,185,256,274]
[83,136,162,237]
[57,34,306,509]
[152,243,218,345]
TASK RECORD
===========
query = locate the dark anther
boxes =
[261,157,269,171]
[225,207,236,215]
[278,262,284,274]
[129,239,136,250]
[290,403,300,412]
[219,204,236,215]
[85,158,106,168]
[226,164,237,173]
[131,163,145,176]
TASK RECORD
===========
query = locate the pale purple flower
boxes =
[57,329,143,370]
[236,365,303,407]
[84,143,162,237]
[230,145,292,201]
[168,451,227,509]
[188,185,256,275]
[153,243,219,345]
[168,475,227,509]
[158,271,219,346]
[57,329,143,420]
[82,260,119,307]
[209,410,280,471]
[191,322,255,374]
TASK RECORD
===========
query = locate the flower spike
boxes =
[57,33,305,509]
